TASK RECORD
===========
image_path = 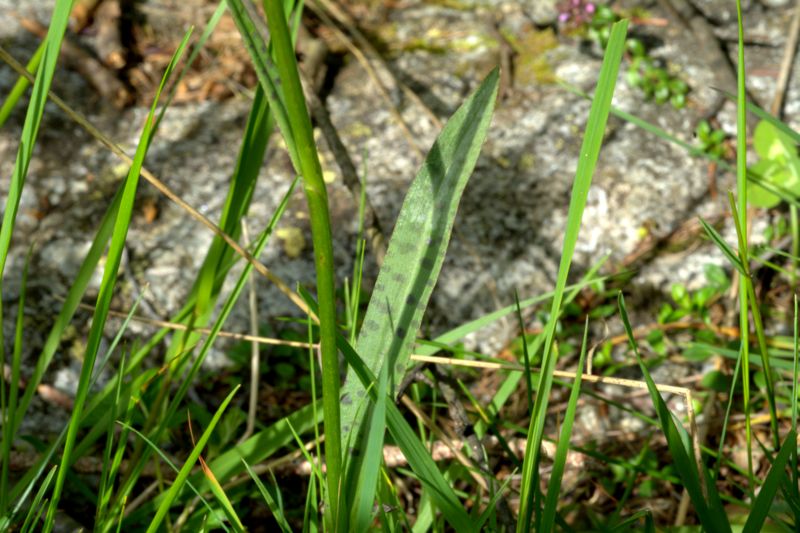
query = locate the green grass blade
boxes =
[43,30,194,531]
[241,460,292,533]
[226,0,296,165]
[117,422,230,531]
[198,456,245,532]
[698,217,746,275]
[260,2,343,521]
[618,292,731,532]
[743,430,796,533]
[18,465,56,533]
[10,184,123,442]
[715,88,800,144]
[108,172,297,521]
[0,246,31,514]
[341,67,499,443]
[0,7,72,500]
[540,318,590,530]
[734,0,756,484]
[146,385,240,533]
[517,19,628,532]
[94,353,128,526]
[0,39,44,128]
[0,0,71,281]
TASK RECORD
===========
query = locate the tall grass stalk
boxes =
[734,0,756,484]
[262,2,342,523]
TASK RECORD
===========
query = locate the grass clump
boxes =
[0,0,798,531]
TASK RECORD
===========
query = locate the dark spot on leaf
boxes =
[352,447,361,457]
[406,294,417,306]
[343,424,351,434]
[395,363,405,376]
[341,393,352,405]
[421,256,435,269]
[392,272,407,284]
[357,389,366,398]
[396,327,406,338]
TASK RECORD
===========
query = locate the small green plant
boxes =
[658,264,730,325]
[563,3,690,108]
[748,119,800,208]
[693,119,729,159]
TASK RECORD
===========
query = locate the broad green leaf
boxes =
[340,67,500,440]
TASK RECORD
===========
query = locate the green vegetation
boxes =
[0,0,798,530]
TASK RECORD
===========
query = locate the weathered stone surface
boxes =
[0,0,798,437]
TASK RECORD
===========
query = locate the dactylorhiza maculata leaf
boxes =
[339,68,499,442]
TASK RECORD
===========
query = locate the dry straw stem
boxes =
[412,354,701,466]
[0,45,314,321]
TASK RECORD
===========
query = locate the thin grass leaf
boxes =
[146,385,240,533]
[618,292,732,532]
[0,0,71,281]
[0,6,73,508]
[18,466,56,533]
[110,174,298,523]
[117,422,230,531]
[734,0,756,484]
[198,455,244,532]
[517,20,628,532]
[10,185,123,446]
[540,319,590,530]
[108,4,284,516]
[303,469,320,533]
[743,430,796,533]
[94,353,129,526]
[341,67,499,444]
[0,39,44,128]
[226,0,296,165]
[716,88,800,144]
[608,509,655,532]
[514,291,534,415]
[699,217,746,275]
[241,460,292,533]
[0,245,31,514]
